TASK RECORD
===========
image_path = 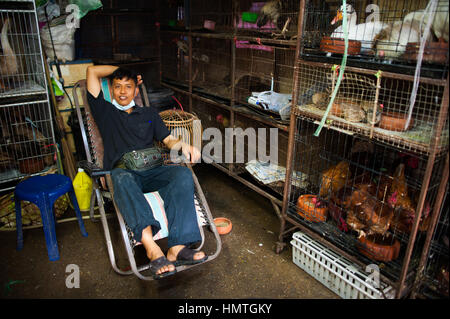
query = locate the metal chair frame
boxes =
[72,79,221,280]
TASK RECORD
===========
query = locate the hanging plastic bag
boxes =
[69,0,103,20]
[41,21,76,62]
[36,1,61,23]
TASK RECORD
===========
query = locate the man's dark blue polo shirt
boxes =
[87,91,170,170]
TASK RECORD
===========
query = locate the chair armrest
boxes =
[78,160,111,177]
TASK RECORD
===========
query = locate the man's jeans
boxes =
[110,165,201,247]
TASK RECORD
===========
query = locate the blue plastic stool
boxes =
[14,174,88,261]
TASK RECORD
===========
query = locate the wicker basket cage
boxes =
[159,110,202,150]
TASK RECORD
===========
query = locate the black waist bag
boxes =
[120,146,164,171]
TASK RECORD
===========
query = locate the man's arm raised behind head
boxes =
[86,65,119,98]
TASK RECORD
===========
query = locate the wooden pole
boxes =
[42,54,77,181]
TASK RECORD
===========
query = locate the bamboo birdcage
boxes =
[159,109,202,150]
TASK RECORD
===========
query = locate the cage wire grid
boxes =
[190,37,232,100]
[285,115,446,284]
[160,32,189,87]
[234,46,295,106]
[301,0,449,77]
[293,59,448,155]
[231,113,289,195]
[421,186,449,298]
[0,9,46,98]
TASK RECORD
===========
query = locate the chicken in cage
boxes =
[288,116,445,273]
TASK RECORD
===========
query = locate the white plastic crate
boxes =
[290,231,396,299]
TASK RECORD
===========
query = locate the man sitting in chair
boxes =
[86,65,206,279]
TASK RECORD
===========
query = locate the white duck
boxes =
[330,4,388,54]
[373,20,422,59]
[403,0,449,42]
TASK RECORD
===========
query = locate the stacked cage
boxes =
[293,61,449,155]
[301,0,449,77]
[286,116,447,295]
[230,113,289,196]
[160,31,188,87]
[235,43,295,120]
[235,0,300,39]
[189,0,233,32]
[0,0,56,190]
[418,187,449,298]
[190,36,232,100]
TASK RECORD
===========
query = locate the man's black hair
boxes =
[110,68,138,85]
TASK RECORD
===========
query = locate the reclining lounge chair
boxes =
[72,78,221,280]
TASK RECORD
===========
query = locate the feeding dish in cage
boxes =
[297,195,328,223]
[404,41,449,65]
[320,37,361,56]
[356,234,400,262]
[379,111,413,132]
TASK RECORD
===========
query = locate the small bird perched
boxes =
[256,0,283,30]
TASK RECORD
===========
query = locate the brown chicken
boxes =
[386,163,431,234]
[320,161,351,198]
[345,183,394,238]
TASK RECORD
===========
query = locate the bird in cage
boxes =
[403,0,449,42]
[0,18,19,89]
[373,20,423,60]
[345,183,395,238]
[256,0,282,29]
[329,4,388,54]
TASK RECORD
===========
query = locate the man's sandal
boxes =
[149,256,177,279]
[172,247,208,267]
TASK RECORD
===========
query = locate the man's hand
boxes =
[181,143,201,163]
[86,65,119,97]
[162,135,201,163]
[137,75,143,86]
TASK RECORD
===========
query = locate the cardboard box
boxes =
[51,60,93,87]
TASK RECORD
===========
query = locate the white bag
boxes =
[41,23,76,62]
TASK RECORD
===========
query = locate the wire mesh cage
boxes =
[0,100,56,183]
[190,95,230,169]
[235,45,295,120]
[286,115,447,284]
[301,0,449,77]
[160,31,190,88]
[235,0,300,38]
[191,37,232,100]
[189,0,234,32]
[293,60,449,155]
[0,8,46,98]
[231,113,289,196]
[420,186,449,298]
[78,0,159,61]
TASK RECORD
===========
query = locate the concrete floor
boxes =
[0,164,338,299]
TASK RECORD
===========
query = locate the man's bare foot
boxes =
[141,226,175,276]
